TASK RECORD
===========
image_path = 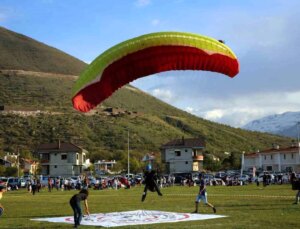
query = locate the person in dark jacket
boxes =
[141,164,162,202]
[291,172,300,204]
[70,189,90,228]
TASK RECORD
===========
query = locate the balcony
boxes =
[193,155,204,161]
[40,159,49,164]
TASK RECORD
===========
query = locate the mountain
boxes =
[243,111,300,138]
[0,26,86,75]
[0,26,293,170]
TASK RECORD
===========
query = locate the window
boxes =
[271,155,273,160]
[76,154,79,160]
[192,151,197,157]
[292,154,294,159]
[61,154,67,160]
[54,165,57,168]
[175,150,181,157]
[185,149,188,152]
[185,161,188,164]
[284,154,286,160]
[264,155,266,160]
[266,166,272,171]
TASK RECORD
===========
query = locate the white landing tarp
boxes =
[32,210,226,227]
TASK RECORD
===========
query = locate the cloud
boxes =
[150,88,175,103]
[181,89,300,127]
[151,19,160,26]
[135,0,151,7]
[132,1,300,128]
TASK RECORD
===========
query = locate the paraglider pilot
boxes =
[141,164,163,202]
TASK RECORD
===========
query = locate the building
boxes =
[20,158,38,176]
[94,160,116,174]
[160,137,205,173]
[36,141,89,177]
[244,143,300,173]
[0,158,12,167]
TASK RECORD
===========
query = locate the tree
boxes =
[4,167,18,177]
[221,152,241,169]
[203,155,221,171]
[0,165,5,176]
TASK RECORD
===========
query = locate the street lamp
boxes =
[297,122,300,145]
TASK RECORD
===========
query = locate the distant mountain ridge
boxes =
[243,111,300,138]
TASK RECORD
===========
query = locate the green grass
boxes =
[1,184,299,228]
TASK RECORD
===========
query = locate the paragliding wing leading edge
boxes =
[72,32,239,112]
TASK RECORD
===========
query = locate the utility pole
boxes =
[240,151,245,177]
[17,147,20,177]
[127,129,130,178]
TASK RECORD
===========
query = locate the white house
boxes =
[36,141,90,177]
[160,137,205,173]
[20,158,38,176]
[94,160,116,174]
[244,143,300,173]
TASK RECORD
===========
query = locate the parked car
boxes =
[215,172,227,179]
[7,177,19,190]
[238,174,250,183]
[0,177,8,187]
[172,172,192,184]
[18,178,26,188]
[125,174,135,179]
[88,177,97,187]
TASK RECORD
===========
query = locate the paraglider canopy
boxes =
[72,32,239,112]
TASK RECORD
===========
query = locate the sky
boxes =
[1,0,300,127]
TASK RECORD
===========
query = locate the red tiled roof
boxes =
[245,153,257,157]
[21,158,37,164]
[161,138,205,149]
[36,142,83,153]
[259,146,300,154]
[246,146,300,155]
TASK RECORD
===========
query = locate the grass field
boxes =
[0,184,299,229]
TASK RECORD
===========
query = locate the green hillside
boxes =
[0,27,292,172]
[0,26,86,75]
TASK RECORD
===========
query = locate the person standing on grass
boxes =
[0,186,6,217]
[48,177,52,192]
[70,189,90,228]
[193,172,216,214]
[291,172,300,205]
[32,179,37,195]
